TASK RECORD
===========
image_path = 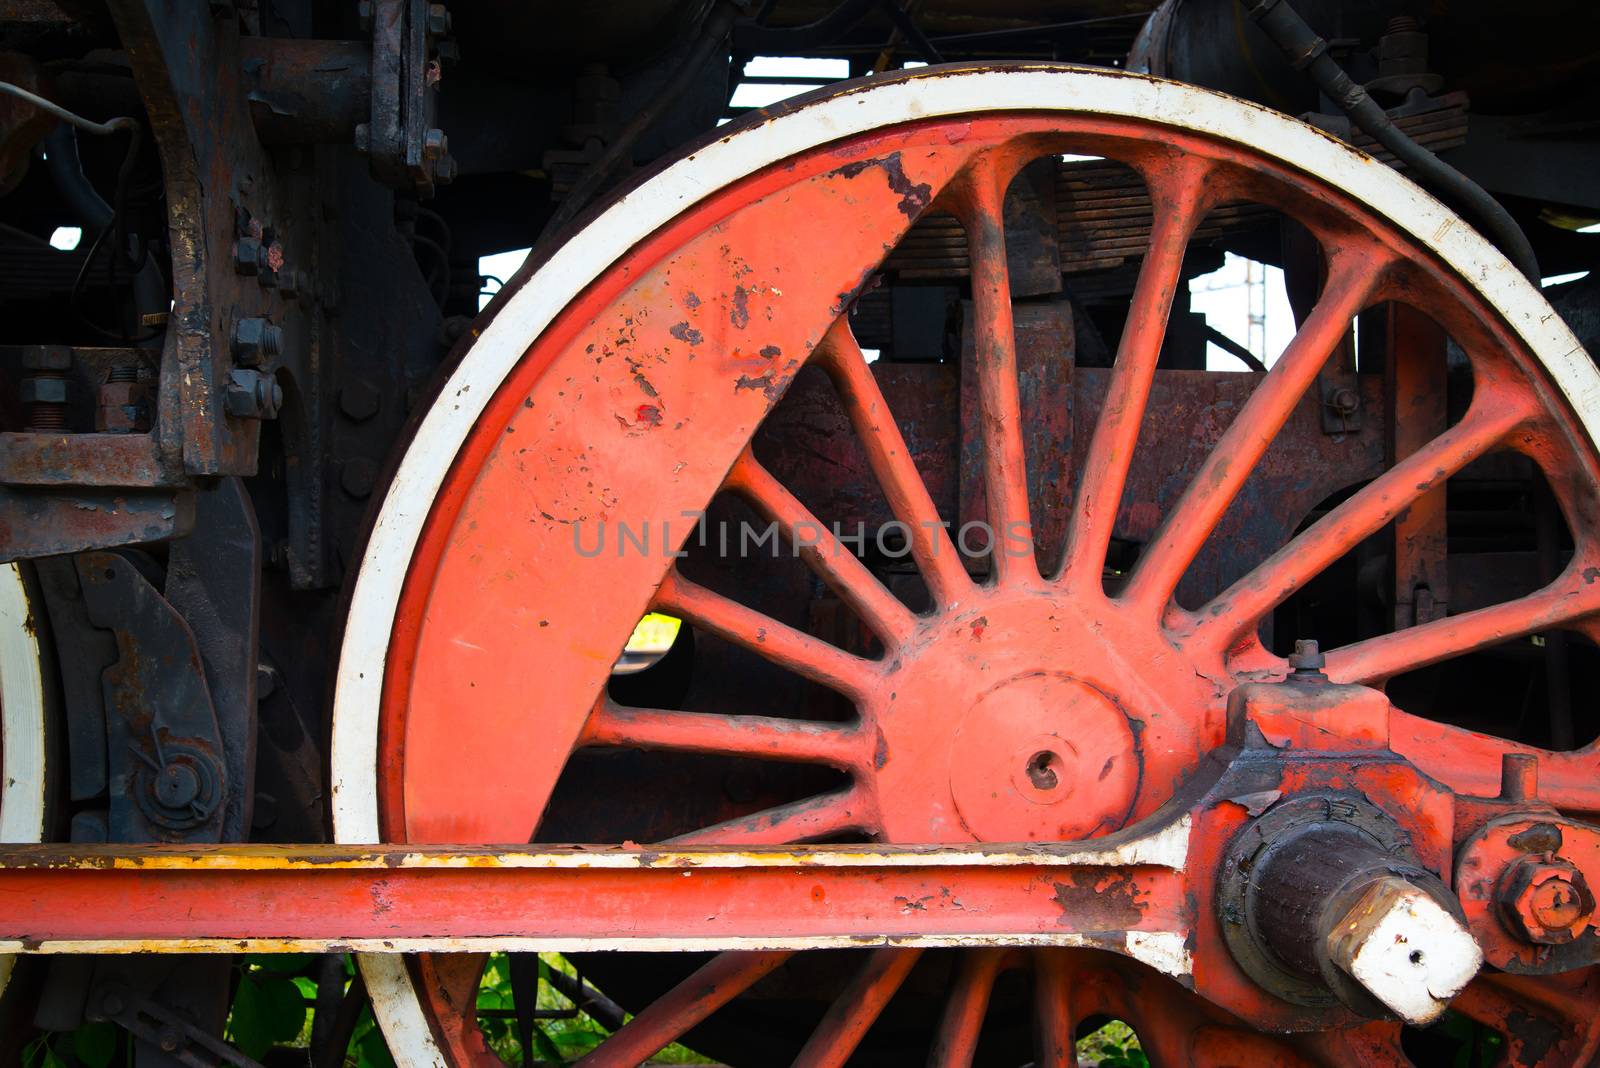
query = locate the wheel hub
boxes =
[866,590,1211,842]
[947,672,1137,841]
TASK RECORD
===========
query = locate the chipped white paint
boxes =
[0,932,1193,964]
[1125,931,1193,976]
[0,563,47,998]
[327,66,1598,1061]
[1328,877,1484,1026]
[0,831,1189,871]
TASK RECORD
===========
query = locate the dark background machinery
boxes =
[1,0,1599,1063]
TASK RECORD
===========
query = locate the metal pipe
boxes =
[1244,0,1540,282]
[41,125,113,231]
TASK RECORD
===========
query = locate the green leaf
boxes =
[529,1024,565,1065]
[72,1021,118,1068]
[228,972,309,1058]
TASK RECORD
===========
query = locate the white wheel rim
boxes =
[0,561,49,997]
[328,65,1599,1063]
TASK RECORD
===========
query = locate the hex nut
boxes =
[20,345,71,371]
[234,236,263,276]
[97,380,151,433]
[423,128,448,161]
[231,317,283,367]
[19,376,69,405]
[1499,858,1596,945]
[224,369,283,420]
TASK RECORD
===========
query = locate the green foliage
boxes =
[72,1022,118,1068]
[475,952,709,1065]
[1078,1019,1149,1068]
[226,965,309,1059]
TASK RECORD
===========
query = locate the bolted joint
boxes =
[231,317,284,367]
[422,127,449,161]
[96,378,152,434]
[233,236,264,276]
[20,345,72,371]
[1499,857,1596,945]
[18,376,69,406]
[224,369,284,420]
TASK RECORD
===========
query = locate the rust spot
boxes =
[634,405,663,428]
[1502,1007,1563,1064]
[684,291,701,309]
[731,285,750,329]
[834,151,933,217]
[634,373,659,398]
[1508,822,1564,854]
[669,322,703,346]
[759,345,781,359]
[970,616,987,640]
[1051,871,1144,929]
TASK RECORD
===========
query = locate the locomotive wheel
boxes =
[0,562,50,1001]
[332,65,1600,1065]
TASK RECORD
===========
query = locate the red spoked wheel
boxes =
[332,65,1600,1066]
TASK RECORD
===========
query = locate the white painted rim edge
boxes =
[0,561,49,997]
[328,67,1599,1064]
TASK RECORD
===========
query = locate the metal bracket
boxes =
[88,983,264,1068]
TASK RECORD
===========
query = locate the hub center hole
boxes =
[1025,750,1060,790]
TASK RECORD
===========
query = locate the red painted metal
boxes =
[0,842,1188,948]
[359,102,1600,1061]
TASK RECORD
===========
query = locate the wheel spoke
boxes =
[793,947,924,1068]
[1058,159,1215,587]
[575,951,793,1067]
[927,949,1005,1068]
[581,699,867,769]
[725,449,917,646]
[1193,397,1529,647]
[1122,248,1388,614]
[654,570,878,698]
[815,317,973,607]
[1031,949,1077,1068]
[665,787,871,845]
[1327,573,1600,685]
[957,154,1034,584]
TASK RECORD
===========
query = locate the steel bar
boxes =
[0,835,1189,958]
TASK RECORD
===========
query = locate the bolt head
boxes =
[354,121,371,153]
[357,0,374,30]
[338,380,382,421]
[224,369,283,420]
[426,3,451,34]
[231,317,282,366]
[19,376,70,405]
[422,127,448,160]
[341,456,379,498]
[233,236,263,275]
[20,345,71,371]
[1501,858,1596,944]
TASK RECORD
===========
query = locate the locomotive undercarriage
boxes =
[1,2,1599,1066]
